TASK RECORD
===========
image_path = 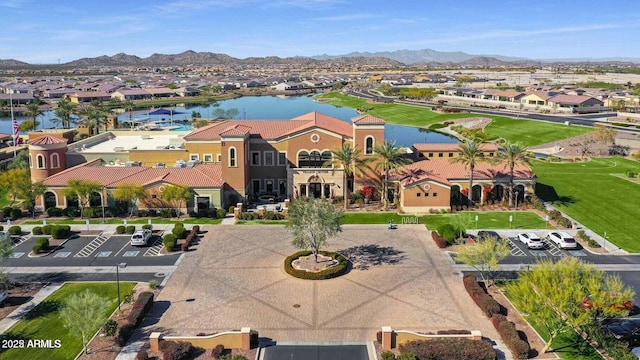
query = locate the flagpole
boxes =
[10,93,17,157]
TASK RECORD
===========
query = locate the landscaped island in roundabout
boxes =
[284,250,349,280]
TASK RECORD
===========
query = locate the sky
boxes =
[1,0,639,64]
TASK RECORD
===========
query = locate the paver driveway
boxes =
[154,224,499,342]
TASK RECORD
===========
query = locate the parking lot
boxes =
[3,229,180,267]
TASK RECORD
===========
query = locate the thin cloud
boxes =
[0,0,28,8]
[314,13,377,21]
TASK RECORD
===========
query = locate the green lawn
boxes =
[1,282,137,360]
[236,220,287,225]
[318,93,592,147]
[532,157,640,252]
[341,211,548,230]
[22,217,223,225]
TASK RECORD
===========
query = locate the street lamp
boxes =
[514,190,519,227]
[116,263,127,311]
[101,187,106,224]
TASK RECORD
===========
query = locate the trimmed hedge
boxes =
[463,274,501,317]
[491,314,530,359]
[163,234,177,251]
[172,225,188,239]
[116,225,126,234]
[117,322,136,346]
[42,224,52,235]
[8,226,21,236]
[126,225,136,234]
[431,231,447,248]
[32,237,50,254]
[284,250,349,280]
[142,224,153,230]
[32,226,43,235]
[398,338,496,360]
[160,341,199,360]
[46,207,63,217]
[127,291,154,327]
[50,225,71,239]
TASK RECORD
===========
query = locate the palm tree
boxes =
[123,99,135,126]
[24,101,43,130]
[52,98,78,129]
[324,143,371,210]
[81,101,108,135]
[449,140,491,205]
[373,140,412,209]
[497,142,530,207]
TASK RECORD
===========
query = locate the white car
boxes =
[131,229,153,246]
[517,232,545,250]
[547,231,578,249]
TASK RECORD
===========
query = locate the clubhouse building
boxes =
[29,112,536,213]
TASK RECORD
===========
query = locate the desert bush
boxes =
[437,223,464,244]
[32,237,50,254]
[163,234,177,251]
[126,225,136,234]
[103,319,118,336]
[116,225,126,234]
[399,338,495,360]
[211,344,225,359]
[32,226,43,235]
[50,225,71,239]
[116,322,136,346]
[8,226,21,236]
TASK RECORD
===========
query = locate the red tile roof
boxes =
[183,112,353,141]
[548,94,600,105]
[413,143,498,152]
[219,124,251,137]
[43,162,224,188]
[352,114,386,125]
[29,135,68,145]
[393,158,534,187]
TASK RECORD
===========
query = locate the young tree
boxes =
[592,125,617,146]
[159,185,192,218]
[0,168,30,205]
[18,181,47,218]
[60,290,109,355]
[456,236,510,286]
[7,150,29,170]
[113,183,147,217]
[449,140,491,205]
[497,142,530,207]
[373,140,412,210]
[325,143,372,210]
[286,198,344,262]
[63,179,103,218]
[506,257,634,354]
[52,98,78,129]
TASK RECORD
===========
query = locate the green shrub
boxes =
[142,224,152,230]
[396,354,416,360]
[463,274,501,317]
[32,237,50,254]
[149,280,158,290]
[50,225,71,239]
[125,225,136,234]
[160,208,173,218]
[83,207,95,218]
[437,223,462,244]
[117,322,136,346]
[32,226,43,235]
[557,216,572,228]
[163,234,177,251]
[283,250,349,280]
[64,206,80,217]
[10,208,22,219]
[8,226,21,236]
[625,170,637,178]
[2,207,11,219]
[381,351,396,360]
[399,338,496,360]
[127,291,154,327]
[492,314,530,359]
[172,225,188,239]
[116,225,126,234]
[228,206,235,214]
[42,224,52,235]
[0,225,3,231]
[46,207,63,217]
[103,319,118,336]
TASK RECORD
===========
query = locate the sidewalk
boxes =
[0,282,62,334]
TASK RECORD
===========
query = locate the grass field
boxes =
[532,157,640,252]
[22,217,223,225]
[318,93,592,146]
[340,211,548,230]
[1,282,137,360]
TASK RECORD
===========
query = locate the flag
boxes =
[12,118,20,145]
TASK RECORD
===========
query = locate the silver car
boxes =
[517,232,544,249]
[547,231,578,249]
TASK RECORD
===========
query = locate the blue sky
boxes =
[1,0,639,64]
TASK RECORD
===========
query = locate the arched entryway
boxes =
[89,192,103,207]
[44,191,57,209]
[471,185,482,203]
[491,185,504,202]
[451,185,461,206]
[66,195,79,208]
[514,185,525,203]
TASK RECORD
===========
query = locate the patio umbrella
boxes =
[147,108,185,125]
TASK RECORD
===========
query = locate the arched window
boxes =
[321,151,332,166]
[298,150,310,168]
[36,154,45,169]
[50,153,60,169]
[365,136,375,155]
[228,147,237,167]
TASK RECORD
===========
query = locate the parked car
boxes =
[131,229,153,246]
[517,232,545,249]
[547,231,578,249]
[0,291,7,305]
[602,318,640,347]
[477,230,511,247]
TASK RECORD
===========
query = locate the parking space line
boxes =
[123,251,139,257]
[508,238,526,256]
[544,240,567,257]
[11,235,31,249]
[75,233,110,257]
[54,252,71,258]
[8,252,25,258]
[113,239,131,257]
[144,237,164,257]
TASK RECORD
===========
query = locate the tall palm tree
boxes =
[123,99,135,126]
[497,142,530,207]
[373,140,412,209]
[52,98,78,129]
[81,101,107,135]
[324,143,371,210]
[449,140,491,205]
[24,101,43,130]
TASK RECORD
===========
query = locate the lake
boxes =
[0,95,457,147]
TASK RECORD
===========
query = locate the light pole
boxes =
[116,263,127,311]
[514,191,519,227]
[101,187,106,224]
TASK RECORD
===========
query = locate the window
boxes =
[428,152,433,157]
[365,136,374,155]
[425,192,429,197]
[50,153,60,168]
[264,151,274,166]
[448,153,454,157]
[279,180,286,195]
[300,184,307,197]
[252,180,260,195]
[265,179,274,193]
[190,154,199,161]
[37,154,45,169]
[203,154,213,162]
[433,192,438,197]
[416,193,421,197]
[321,151,332,167]
[216,154,222,162]
[298,150,327,168]
[151,194,157,199]
[489,152,494,157]
[438,153,443,158]
[278,152,287,166]
[419,152,424,158]
[229,147,237,167]
[251,151,260,166]
[298,151,309,167]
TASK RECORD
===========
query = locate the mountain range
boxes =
[1,48,639,68]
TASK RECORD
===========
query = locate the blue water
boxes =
[0,95,457,147]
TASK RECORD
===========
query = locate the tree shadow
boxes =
[534,183,559,201]
[336,244,406,270]
[23,299,62,319]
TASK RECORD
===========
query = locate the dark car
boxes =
[603,318,640,347]
[477,231,500,240]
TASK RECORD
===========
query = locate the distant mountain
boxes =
[0,59,30,67]
[313,49,527,64]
